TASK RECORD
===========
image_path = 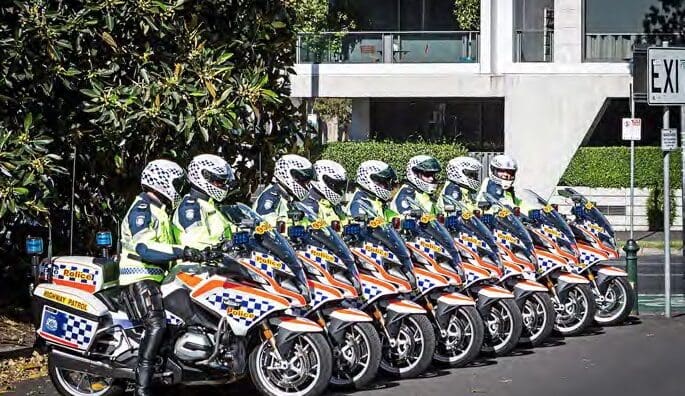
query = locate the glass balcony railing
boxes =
[296,31,480,64]
[514,30,554,62]
[584,33,685,62]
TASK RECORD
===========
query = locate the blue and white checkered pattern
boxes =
[302,247,341,271]
[463,268,485,284]
[457,233,487,254]
[494,231,514,249]
[362,281,385,300]
[417,273,438,293]
[64,315,96,349]
[311,287,333,307]
[165,310,184,326]
[537,255,561,273]
[205,291,277,328]
[359,244,396,266]
[53,263,100,286]
[119,267,165,276]
[579,248,603,266]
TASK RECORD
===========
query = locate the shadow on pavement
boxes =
[536,337,566,348]
[331,380,401,395]
[507,349,534,357]
[466,358,498,368]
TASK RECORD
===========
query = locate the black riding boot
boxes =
[134,360,155,396]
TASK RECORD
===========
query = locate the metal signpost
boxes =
[647,43,685,318]
[622,113,641,314]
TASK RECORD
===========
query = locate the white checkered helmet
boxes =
[406,155,442,194]
[356,160,398,202]
[446,156,482,192]
[187,154,235,202]
[140,159,185,208]
[489,154,518,190]
[311,160,348,205]
[273,154,314,201]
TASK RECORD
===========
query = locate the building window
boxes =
[584,0,685,62]
[513,0,554,62]
[369,98,504,152]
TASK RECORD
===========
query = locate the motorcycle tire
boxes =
[48,352,125,396]
[593,276,635,326]
[518,292,555,347]
[329,322,382,390]
[379,314,436,379]
[433,305,484,368]
[481,299,523,356]
[554,283,596,337]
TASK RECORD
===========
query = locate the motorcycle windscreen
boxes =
[223,203,309,291]
[362,224,414,273]
[493,207,536,257]
[291,201,359,279]
[519,189,578,252]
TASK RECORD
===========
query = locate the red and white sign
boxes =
[622,118,642,141]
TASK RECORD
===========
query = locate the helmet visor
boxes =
[370,167,398,191]
[322,174,348,196]
[463,169,480,181]
[494,168,516,181]
[203,170,234,190]
[291,167,315,188]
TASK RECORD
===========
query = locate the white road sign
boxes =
[648,47,685,105]
[661,128,678,151]
[622,118,642,141]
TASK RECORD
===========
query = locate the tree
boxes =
[0,0,303,304]
[454,0,480,31]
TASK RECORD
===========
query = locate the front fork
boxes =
[370,304,397,348]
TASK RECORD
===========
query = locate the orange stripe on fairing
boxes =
[53,279,95,293]
[359,274,397,292]
[462,263,490,278]
[177,272,202,288]
[354,250,412,290]
[308,280,344,299]
[440,293,475,302]
[388,299,424,310]
[39,331,79,348]
[498,243,535,268]
[535,249,565,264]
[503,262,522,275]
[520,280,547,289]
[414,268,449,286]
[334,308,372,319]
[279,317,322,328]
[407,244,438,266]
[192,279,291,307]
[578,243,610,259]
[299,254,358,297]
[556,248,580,265]
[560,273,588,282]
[238,263,308,306]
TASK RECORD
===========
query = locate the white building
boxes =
[291,0,677,201]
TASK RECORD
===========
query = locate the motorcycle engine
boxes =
[174,328,213,362]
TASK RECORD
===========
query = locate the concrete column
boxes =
[349,98,371,141]
[554,0,583,63]
[479,0,492,74]
[492,0,514,73]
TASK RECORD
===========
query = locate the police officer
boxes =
[435,156,483,214]
[302,159,349,224]
[477,154,523,209]
[347,160,398,220]
[253,154,315,226]
[119,159,201,396]
[173,154,237,248]
[389,155,442,216]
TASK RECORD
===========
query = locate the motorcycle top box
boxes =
[41,256,119,293]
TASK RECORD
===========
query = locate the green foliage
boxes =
[454,0,480,30]
[646,185,677,231]
[320,141,468,179]
[560,147,682,188]
[0,0,302,257]
[291,0,355,62]
[313,98,352,125]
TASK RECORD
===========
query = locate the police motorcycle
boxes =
[397,198,522,357]
[556,188,635,326]
[342,199,436,379]
[387,199,485,366]
[274,201,382,390]
[481,192,596,337]
[440,196,554,348]
[29,203,332,396]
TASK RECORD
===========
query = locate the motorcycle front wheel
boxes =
[480,299,523,356]
[48,353,124,396]
[518,292,555,347]
[433,305,484,367]
[378,314,435,379]
[249,332,332,396]
[329,322,381,390]
[554,283,596,336]
[593,277,634,326]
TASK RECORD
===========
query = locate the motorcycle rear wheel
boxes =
[48,352,124,396]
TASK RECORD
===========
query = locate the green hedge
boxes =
[320,141,467,178]
[560,147,682,188]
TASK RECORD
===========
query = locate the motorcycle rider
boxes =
[435,156,483,214]
[301,159,349,224]
[173,154,237,248]
[253,154,315,226]
[389,155,442,216]
[119,159,202,396]
[477,154,524,210]
[347,160,399,222]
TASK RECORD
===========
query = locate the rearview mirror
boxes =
[477,201,491,210]
[287,209,305,222]
[443,204,455,213]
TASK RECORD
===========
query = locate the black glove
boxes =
[182,246,204,262]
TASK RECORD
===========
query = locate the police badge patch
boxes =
[263,200,274,210]
[135,215,145,227]
[185,208,195,220]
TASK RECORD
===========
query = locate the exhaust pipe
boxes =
[51,350,135,379]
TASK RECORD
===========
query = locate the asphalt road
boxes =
[10,316,685,396]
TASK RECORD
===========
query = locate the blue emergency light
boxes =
[288,225,306,239]
[96,231,113,248]
[444,215,459,229]
[343,223,361,236]
[26,237,44,255]
[528,209,542,221]
[402,218,417,231]
[481,214,495,228]
[233,231,250,245]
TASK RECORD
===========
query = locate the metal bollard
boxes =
[623,239,640,315]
